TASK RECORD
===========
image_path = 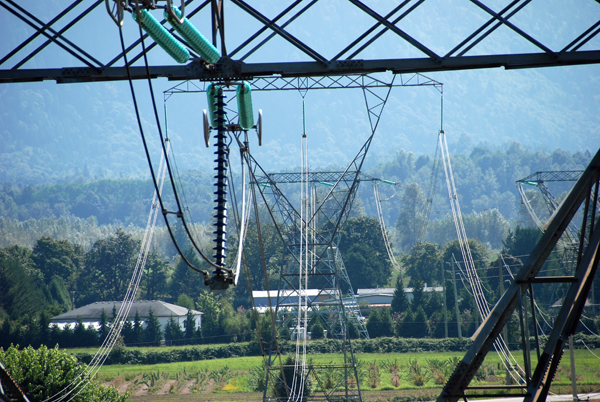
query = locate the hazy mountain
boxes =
[1,1,598,184]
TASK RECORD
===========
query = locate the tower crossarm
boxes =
[254,171,378,185]
[516,170,584,185]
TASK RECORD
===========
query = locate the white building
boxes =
[50,300,202,336]
[356,285,444,308]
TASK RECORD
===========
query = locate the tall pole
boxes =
[569,334,577,402]
[451,260,462,340]
[499,257,511,385]
[442,260,448,338]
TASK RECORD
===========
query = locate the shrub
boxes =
[0,344,127,402]
[368,362,380,389]
[248,365,266,392]
[406,358,431,387]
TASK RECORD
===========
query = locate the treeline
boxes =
[0,169,214,227]
[1,144,592,242]
[0,306,215,350]
[378,226,600,344]
[3,218,599,352]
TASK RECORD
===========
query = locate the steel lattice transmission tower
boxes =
[245,162,373,401]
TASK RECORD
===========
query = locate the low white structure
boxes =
[50,300,202,335]
[252,289,337,313]
[356,285,444,308]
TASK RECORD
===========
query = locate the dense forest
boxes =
[0,142,596,349]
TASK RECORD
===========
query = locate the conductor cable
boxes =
[131,7,224,275]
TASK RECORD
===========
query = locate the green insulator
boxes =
[165,7,221,64]
[236,82,254,130]
[133,9,189,64]
[206,84,221,126]
[381,179,396,185]
[319,181,334,187]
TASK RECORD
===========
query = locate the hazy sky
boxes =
[1,1,598,178]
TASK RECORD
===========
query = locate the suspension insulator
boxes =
[133,9,190,64]
[164,7,221,64]
[206,84,221,127]
[236,82,254,130]
[212,87,228,268]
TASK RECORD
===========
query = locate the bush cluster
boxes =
[72,337,475,366]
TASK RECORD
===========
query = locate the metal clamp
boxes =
[165,0,185,24]
[105,0,125,26]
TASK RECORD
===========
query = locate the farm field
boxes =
[91,349,600,401]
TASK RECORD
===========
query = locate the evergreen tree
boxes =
[98,309,109,344]
[411,280,425,309]
[396,308,413,338]
[132,310,143,345]
[49,323,61,347]
[144,308,162,345]
[366,309,382,338]
[62,323,74,348]
[38,311,51,346]
[183,310,196,344]
[413,306,428,339]
[379,307,394,337]
[164,315,184,345]
[424,290,443,318]
[84,323,98,347]
[73,318,86,347]
[391,275,409,314]
[121,320,134,345]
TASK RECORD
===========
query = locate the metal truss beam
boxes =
[438,147,600,402]
[0,361,29,402]
[517,170,585,184]
[164,73,442,97]
[255,171,377,185]
[1,1,600,84]
[2,51,600,84]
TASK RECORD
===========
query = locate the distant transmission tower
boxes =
[248,162,372,401]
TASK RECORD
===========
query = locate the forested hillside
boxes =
[1,142,591,251]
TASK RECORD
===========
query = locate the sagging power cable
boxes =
[120,6,236,289]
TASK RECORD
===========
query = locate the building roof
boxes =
[51,300,202,322]
[357,288,394,295]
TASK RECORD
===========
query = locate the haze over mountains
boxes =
[0,1,598,184]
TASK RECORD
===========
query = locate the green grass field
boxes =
[93,348,600,393]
